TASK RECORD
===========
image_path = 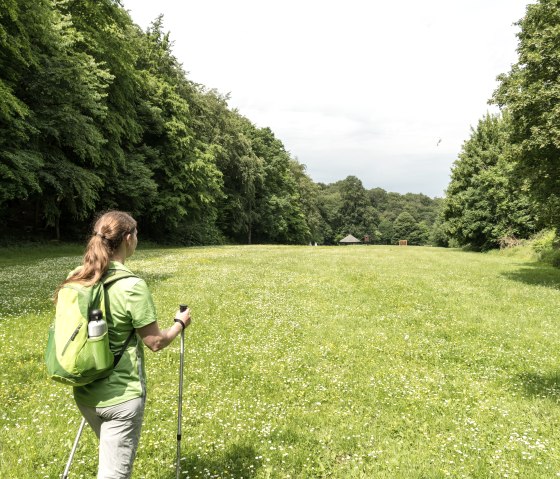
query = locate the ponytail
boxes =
[54,211,137,302]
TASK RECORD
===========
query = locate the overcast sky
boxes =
[122,0,532,198]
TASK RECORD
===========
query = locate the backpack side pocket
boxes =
[76,332,114,378]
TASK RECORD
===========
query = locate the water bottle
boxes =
[88,309,107,338]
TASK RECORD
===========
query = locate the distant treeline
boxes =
[315,178,442,245]
[0,0,443,246]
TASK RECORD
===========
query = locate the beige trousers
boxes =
[77,396,145,479]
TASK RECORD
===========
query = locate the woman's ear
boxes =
[125,231,137,257]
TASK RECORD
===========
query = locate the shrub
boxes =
[447,238,461,249]
[528,229,560,267]
[530,228,557,254]
[551,251,560,268]
[498,236,525,249]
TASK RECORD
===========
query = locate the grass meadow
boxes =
[1,244,560,478]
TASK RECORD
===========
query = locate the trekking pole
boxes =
[62,417,87,479]
[176,304,188,479]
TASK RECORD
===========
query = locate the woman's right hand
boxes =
[175,307,192,329]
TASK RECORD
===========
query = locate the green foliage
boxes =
[337,175,379,239]
[526,228,560,267]
[316,177,442,245]
[437,1,560,251]
[539,248,560,267]
[429,214,449,247]
[392,211,418,244]
[493,0,560,227]
[0,0,118,237]
[530,228,557,254]
[134,18,223,238]
[249,127,310,244]
[377,218,394,245]
[0,2,319,244]
[289,161,325,244]
[443,113,537,251]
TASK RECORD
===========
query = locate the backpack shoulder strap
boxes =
[113,329,136,367]
[102,270,138,285]
[100,269,139,367]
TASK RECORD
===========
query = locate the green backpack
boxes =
[45,270,137,386]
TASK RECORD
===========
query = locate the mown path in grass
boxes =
[1,245,560,478]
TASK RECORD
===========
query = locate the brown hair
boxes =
[54,211,137,302]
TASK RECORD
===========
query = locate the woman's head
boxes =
[91,211,137,257]
[54,211,137,301]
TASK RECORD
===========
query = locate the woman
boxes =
[55,211,191,479]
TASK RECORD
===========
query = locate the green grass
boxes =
[2,244,560,478]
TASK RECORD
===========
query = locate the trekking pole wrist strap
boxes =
[174,318,186,330]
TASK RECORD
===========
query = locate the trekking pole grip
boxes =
[179,304,188,312]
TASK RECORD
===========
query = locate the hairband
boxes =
[94,231,107,240]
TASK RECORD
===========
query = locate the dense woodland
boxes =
[1,0,558,249]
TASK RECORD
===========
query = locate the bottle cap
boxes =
[89,309,103,322]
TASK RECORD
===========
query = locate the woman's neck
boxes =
[110,238,129,265]
[111,253,126,265]
[111,244,127,265]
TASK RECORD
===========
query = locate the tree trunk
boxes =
[35,200,41,230]
[55,215,60,241]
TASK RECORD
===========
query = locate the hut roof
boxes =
[339,234,361,244]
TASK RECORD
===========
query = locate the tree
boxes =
[134,18,223,241]
[443,113,537,250]
[337,176,379,238]
[316,185,342,244]
[0,0,113,238]
[61,1,161,226]
[392,212,419,245]
[430,214,449,247]
[194,104,266,244]
[382,192,406,222]
[410,221,431,245]
[0,0,43,210]
[368,187,389,211]
[377,218,394,245]
[247,127,309,244]
[289,160,325,244]
[493,0,560,225]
